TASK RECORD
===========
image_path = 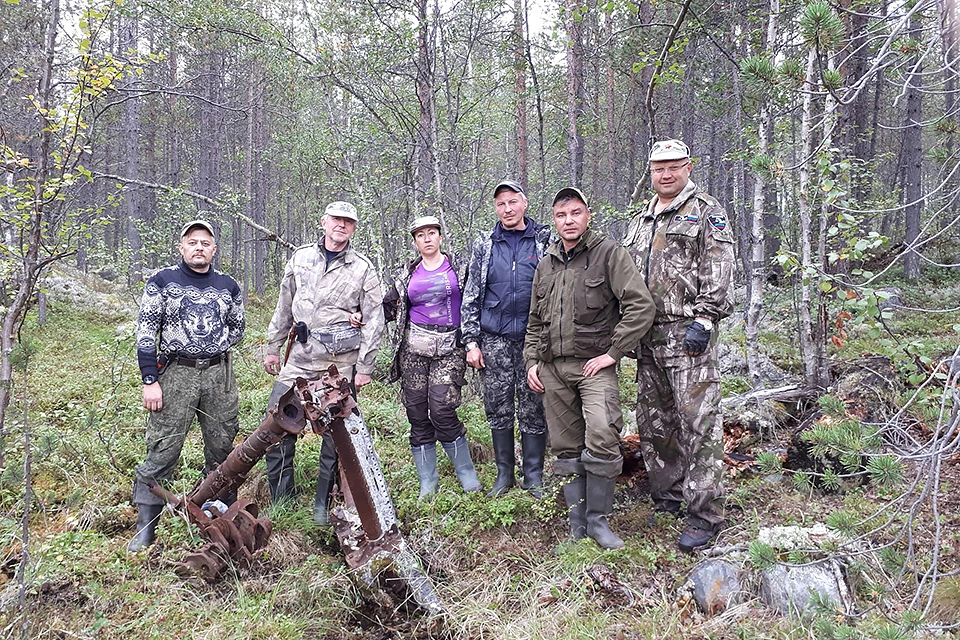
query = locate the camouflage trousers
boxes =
[636,321,725,529]
[539,357,623,462]
[400,347,467,446]
[479,333,546,435]
[133,358,239,506]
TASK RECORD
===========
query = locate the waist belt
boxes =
[412,322,457,333]
[174,353,225,369]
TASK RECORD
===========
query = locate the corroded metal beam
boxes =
[149,366,445,618]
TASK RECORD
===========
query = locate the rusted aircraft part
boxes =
[149,366,445,616]
[321,406,444,617]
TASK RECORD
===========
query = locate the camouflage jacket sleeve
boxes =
[606,244,656,360]
[522,262,546,371]
[355,265,385,376]
[266,257,297,356]
[459,235,488,345]
[694,195,736,322]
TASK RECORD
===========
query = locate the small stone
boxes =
[688,560,744,615]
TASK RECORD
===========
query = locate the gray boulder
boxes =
[760,560,851,619]
[688,560,745,615]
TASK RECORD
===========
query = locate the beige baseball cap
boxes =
[180,220,215,238]
[324,201,359,222]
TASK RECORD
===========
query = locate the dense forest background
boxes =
[2,1,960,637]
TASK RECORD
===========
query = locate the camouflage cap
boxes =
[409,215,442,236]
[324,201,359,222]
[493,179,525,198]
[649,139,690,163]
[552,186,589,208]
[180,220,215,238]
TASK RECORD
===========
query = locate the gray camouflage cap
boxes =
[649,139,690,163]
[324,201,359,222]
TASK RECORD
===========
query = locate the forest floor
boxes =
[1,267,959,639]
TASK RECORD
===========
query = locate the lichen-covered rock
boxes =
[760,560,851,619]
[688,560,744,615]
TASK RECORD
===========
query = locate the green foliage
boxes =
[825,509,859,536]
[878,546,907,574]
[865,455,904,490]
[748,540,777,569]
[800,2,845,50]
[756,451,783,474]
[818,394,847,418]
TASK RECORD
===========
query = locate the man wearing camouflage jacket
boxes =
[461,180,553,499]
[263,201,385,524]
[622,139,735,552]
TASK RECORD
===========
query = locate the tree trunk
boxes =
[797,48,820,389]
[514,0,528,188]
[902,11,923,280]
[604,9,616,205]
[121,4,143,283]
[415,0,437,207]
[563,0,584,185]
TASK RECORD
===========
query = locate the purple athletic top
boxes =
[408,257,461,327]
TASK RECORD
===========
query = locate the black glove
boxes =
[682,321,711,356]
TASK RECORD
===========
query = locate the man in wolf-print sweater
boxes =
[128,220,245,553]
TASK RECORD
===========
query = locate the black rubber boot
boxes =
[313,435,338,526]
[554,457,586,541]
[487,429,515,498]
[127,503,163,553]
[441,435,482,492]
[266,435,297,503]
[411,443,439,500]
[581,450,625,551]
[519,432,546,498]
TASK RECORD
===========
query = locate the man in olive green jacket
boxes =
[524,187,656,550]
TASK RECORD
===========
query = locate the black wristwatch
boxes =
[142,374,158,385]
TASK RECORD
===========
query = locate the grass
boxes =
[1,279,958,638]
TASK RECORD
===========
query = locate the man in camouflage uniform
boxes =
[525,187,655,550]
[622,139,735,552]
[461,180,553,498]
[263,201,385,525]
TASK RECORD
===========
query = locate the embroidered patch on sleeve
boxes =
[708,213,727,230]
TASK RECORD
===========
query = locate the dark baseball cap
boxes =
[552,187,589,208]
[493,180,525,198]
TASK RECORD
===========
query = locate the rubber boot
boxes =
[266,435,297,503]
[581,450,625,550]
[127,503,163,553]
[411,443,439,500]
[441,435,482,492]
[487,429,515,498]
[313,434,338,526]
[553,457,586,552]
[519,431,547,499]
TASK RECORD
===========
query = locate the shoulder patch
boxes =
[708,213,728,231]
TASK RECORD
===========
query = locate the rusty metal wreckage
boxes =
[148,366,445,618]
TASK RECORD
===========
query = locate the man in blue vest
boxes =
[461,180,553,498]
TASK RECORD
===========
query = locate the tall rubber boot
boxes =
[127,503,163,553]
[519,431,547,499]
[581,450,625,550]
[411,443,439,499]
[266,435,297,503]
[487,429,515,498]
[313,434,338,526]
[441,435,482,492]
[554,457,586,540]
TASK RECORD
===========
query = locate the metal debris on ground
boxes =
[150,366,445,618]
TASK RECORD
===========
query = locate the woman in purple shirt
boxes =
[383,216,482,499]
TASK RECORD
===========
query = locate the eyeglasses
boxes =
[650,163,690,175]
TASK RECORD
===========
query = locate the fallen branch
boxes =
[93,173,297,251]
